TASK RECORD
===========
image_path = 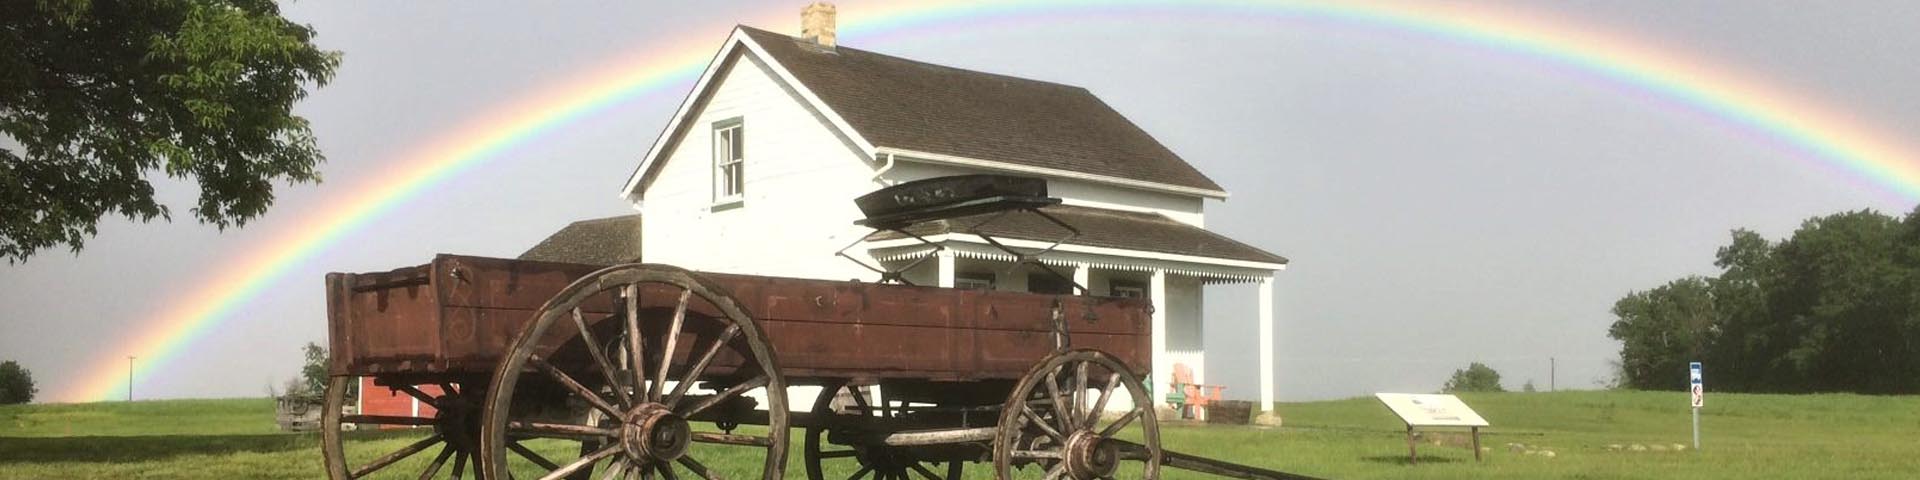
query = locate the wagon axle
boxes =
[621,403,693,462]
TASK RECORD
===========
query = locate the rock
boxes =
[1252,412,1284,427]
[1629,444,1648,452]
[1606,444,1624,451]
[1508,443,1528,453]
[1541,450,1557,458]
[1672,444,1688,452]
[1650,444,1670,452]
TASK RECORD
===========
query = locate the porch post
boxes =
[1072,263,1091,295]
[936,250,956,288]
[1149,269,1169,406]
[1258,275,1276,413]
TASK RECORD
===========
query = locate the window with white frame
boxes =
[713,119,744,203]
[1109,280,1146,299]
[955,272,996,290]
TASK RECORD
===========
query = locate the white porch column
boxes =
[1258,276,1276,413]
[936,250,956,288]
[1149,269,1168,405]
[1072,263,1090,295]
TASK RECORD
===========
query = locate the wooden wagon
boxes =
[320,176,1312,480]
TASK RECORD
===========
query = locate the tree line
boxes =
[1608,207,1920,393]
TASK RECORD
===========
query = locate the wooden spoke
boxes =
[509,440,564,471]
[816,449,857,459]
[599,460,629,480]
[1040,464,1067,480]
[1011,450,1064,459]
[530,355,622,419]
[655,462,680,480]
[908,462,942,480]
[691,431,775,447]
[351,433,442,478]
[440,383,460,396]
[1022,405,1065,441]
[850,466,873,480]
[653,289,693,403]
[1043,369,1073,432]
[395,384,442,408]
[343,414,438,426]
[1072,361,1090,428]
[574,307,633,407]
[677,455,725,480]
[418,444,456,480]
[538,443,622,480]
[1099,408,1140,438]
[1087,372,1120,427]
[667,324,740,407]
[624,284,648,401]
[680,375,768,417]
[639,461,656,480]
[508,420,620,439]
[449,451,468,480]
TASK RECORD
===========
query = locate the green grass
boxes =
[3,391,1917,479]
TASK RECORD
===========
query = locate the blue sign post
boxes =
[1689,362,1703,450]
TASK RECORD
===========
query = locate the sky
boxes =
[3,0,1917,403]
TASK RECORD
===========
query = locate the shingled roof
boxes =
[519,214,643,266]
[883,205,1286,265]
[734,26,1225,195]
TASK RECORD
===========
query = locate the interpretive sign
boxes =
[1376,393,1490,464]
[1376,393,1490,427]
[1689,362,1704,407]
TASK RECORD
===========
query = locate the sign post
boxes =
[1689,362,1703,450]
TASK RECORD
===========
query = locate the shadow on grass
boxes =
[1360,455,1467,465]
[0,429,441,464]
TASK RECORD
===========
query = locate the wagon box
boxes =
[326,255,1152,383]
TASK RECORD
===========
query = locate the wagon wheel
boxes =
[806,382,965,480]
[322,376,489,479]
[479,264,789,480]
[993,349,1160,480]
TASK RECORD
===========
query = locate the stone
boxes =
[1629,444,1648,452]
[1650,444,1670,452]
[1606,444,1624,451]
[1672,444,1688,452]
[1541,450,1557,458]
[1252,412,1284,427]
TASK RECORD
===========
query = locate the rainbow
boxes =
[57,0,1920,402]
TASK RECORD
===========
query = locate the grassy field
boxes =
[3,390,1917,479]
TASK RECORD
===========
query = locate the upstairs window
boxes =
[713,119,744,204]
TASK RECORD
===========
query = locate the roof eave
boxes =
[875,147,1230,200]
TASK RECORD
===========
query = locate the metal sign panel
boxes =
[1375,393,1490,427]
[1690,362,1704,407]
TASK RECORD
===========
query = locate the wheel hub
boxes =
[1063,430,1119,480]
[621,403,691,462]
[432,392,481,453]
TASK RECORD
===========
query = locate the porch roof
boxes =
[873,204,1287,265]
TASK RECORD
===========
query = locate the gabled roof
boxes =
[623,26,1228,201]
[518,214,643,266]
[882,205,1287,265]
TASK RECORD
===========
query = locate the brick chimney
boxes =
[801,2,837,48]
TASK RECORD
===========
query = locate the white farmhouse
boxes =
[595,6,1287,415]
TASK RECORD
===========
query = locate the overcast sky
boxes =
[4,1,1917,403]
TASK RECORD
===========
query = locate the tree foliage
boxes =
[1609,208,1920,393]
[0,0,340,262]
[0,360,37,404]
[1442,362,1505,393]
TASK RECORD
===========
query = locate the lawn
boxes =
[3,390,1916,479]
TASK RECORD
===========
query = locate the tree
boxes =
[0,360,37,404]
[1607,277,1718,390]
[1610,207,1920,394]
[285,341,338,404]
[1,0,341,262]
[1442,362,1504,393]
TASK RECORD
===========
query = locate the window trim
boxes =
[712,117,745,206]
[955,272,996,291]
